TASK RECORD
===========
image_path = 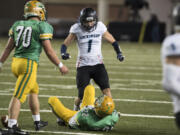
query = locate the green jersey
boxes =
[69,106,119,131]
[9,20,53,63]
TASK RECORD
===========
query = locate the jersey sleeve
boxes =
[8,21,19,37]
[8,27,13,37]
[89,110,120,131]
[39,21,53,40]
[69,23,79,34]
[98,21,107,34]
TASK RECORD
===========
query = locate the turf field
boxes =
[0,37,179,135]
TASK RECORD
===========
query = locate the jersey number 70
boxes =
[16,26,32,48]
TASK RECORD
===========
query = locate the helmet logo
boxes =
[86,17,94,21]
[24,0,46,21]
[79,8,98,32]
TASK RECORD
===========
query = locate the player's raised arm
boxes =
[103,31,125,62]
[42,40,68,75]
[60,33,76,60]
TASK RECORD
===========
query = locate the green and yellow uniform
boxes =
[70,106,119,131]
[9,19,53,103]
[48,85,119,131]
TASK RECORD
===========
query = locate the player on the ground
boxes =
[60,7,125,111]
[48,85,120,131]
[161,3,180,130]
[0,1,68,134]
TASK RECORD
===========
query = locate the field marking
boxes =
[0,128,103,135]
[0,73,162,84]
[0,108,174,119]
[120,113,174,119]
[24,130,103,135]
[4,61,161,70]
[0,69,161,76]
[0,81,164,93]
[0,93,171,104]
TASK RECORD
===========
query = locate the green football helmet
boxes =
[94,95,115,117]
[24,0,46,21]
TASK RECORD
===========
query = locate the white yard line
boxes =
[0,93,171,104]
[0,73,162,84]
[24,130,103,135]
[0,108,174,119]
[0,69,161,76]
[0,81,164,93]
[120,113,174,119]
[4,61,161,69]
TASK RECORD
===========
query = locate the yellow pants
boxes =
[48,85,95,123]
[11,57,38,103]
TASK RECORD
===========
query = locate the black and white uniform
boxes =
[161,33,180,114]
[70,21,110,99]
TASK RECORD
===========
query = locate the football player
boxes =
[0,1,68,134]
[48,85,120,131]
[60,7,125,110]
[161,3,180,130]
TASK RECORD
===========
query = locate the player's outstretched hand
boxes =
[117,53,125,62]
[59,65,69,75]
[61,53,71,60]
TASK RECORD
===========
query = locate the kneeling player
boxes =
[48,85,120,131]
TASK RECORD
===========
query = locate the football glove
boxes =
[117,53,124,62]
[61,53,71,60]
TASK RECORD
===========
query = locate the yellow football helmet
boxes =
[24,0,46,21]
[94,95,115,117]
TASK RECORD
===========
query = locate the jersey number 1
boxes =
[88,39,92,53]
[16,26,32,47]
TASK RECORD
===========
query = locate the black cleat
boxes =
[57,118,66,126]
[0,128,9,135]
[1,115,8,129]
[34,121,48,131]
[8,125,29,135]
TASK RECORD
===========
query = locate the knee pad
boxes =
[175,112,180,129]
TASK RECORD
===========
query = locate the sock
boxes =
[8,119,17,128]
[73,104,80,111]
[57,118,63,122]
[175,112,180,129]
[32,114,40,122]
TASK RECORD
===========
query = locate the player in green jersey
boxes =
[0,1,68,135]
[48,85,120,131]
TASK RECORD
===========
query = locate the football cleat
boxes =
[0,128,9,135]
[34,120,48,131]
[118,112,121,118]
[57,118,66,126]
[73,104,80,111]
[8,125,29,135]
[1,115,8,128]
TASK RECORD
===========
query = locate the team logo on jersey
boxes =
[80,34,100,39]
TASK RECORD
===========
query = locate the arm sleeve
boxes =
[8,21,18,37]
[89,111,119,131]
[39,22,53,40]
[8,28,13,37]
